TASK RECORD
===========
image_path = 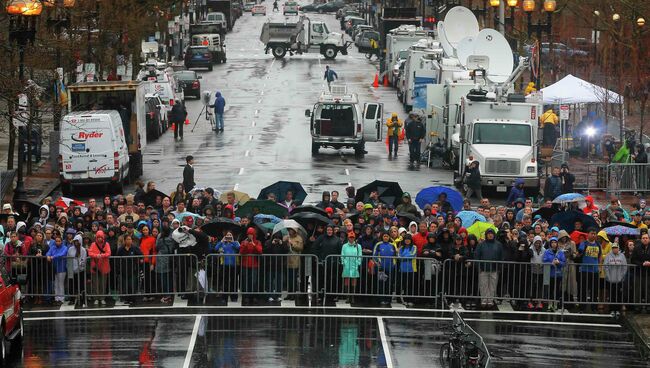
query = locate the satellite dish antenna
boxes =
[456,36,475,67]
[472,28,514,83]
[437,22,455,57]
[443,6,480,47]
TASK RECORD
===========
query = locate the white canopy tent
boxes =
[540,74,624,105]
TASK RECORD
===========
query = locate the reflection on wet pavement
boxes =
[386,318,648,367]
[190,316,386,367]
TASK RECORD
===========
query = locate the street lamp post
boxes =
[524,0,556,88]
[7,0,43,203]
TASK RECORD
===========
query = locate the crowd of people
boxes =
[0,157,649,313]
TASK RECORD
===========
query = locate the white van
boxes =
[59,110,130,194]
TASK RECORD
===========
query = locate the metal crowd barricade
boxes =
[2,255,82,302]
[574,162,609,192]
[323,255,440,305]
[440,259,562,308]
[606,163,650,195]
[84,254,199,302]
[204,254,319,303]
[563,263,650,310]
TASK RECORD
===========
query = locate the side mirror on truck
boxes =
[305,109,311,118]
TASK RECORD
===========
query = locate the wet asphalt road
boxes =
[14,315,647,367]
[133,5,451,203]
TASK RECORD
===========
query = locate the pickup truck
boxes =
[260,15,351,59]
[0,265,24,363]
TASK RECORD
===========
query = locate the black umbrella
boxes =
[346,212,360,223]
[550,210,599,233]
[13,199,40,223]
[289,211,333,229]
[144,189,169,206]
[292,205,328,216]
[354,180,404,207]
[200,217,243,237]
[531,207,559,222]
[258,181,308,205]
[397,212,420,223]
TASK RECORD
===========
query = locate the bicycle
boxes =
[439,325,486,368]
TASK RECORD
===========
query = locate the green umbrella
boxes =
[467,221,498,240]
[235,199,288,218]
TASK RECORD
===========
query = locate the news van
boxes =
[59,110,130,194]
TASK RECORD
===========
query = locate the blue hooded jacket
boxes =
[213,92,226,114]
[506,178,525,206]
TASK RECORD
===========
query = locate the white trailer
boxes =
[385,26,434,85]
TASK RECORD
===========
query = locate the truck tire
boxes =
[208,64,213,71]
[272,45,286,59]
[354,141,365,157]
[311,141,319,156]
[323,46,337,59]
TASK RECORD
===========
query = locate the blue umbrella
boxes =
[550,210,598,233]
[258,181,308,205]
[552,193,586,204]
[415,186,463,212]
[604,225,640,236]
[455,211,486,228]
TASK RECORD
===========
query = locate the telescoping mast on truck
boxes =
[260,15,352,59]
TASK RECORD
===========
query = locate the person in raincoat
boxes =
[539,108,558,147]
[524,82,536,95]
[385,113,403,157]
[373,232,397,305]
[398,234,418,306]
[506,178,525,207]
[340,231,362,303]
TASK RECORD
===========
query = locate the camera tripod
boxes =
[191,104,217,133]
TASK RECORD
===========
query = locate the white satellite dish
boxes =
[456,36,475,67]
[443,6,480,47]
[437,21,455,57]
[472,28,514,83]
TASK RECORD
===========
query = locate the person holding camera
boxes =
[240,227,263,305]
[264,232,289,303]
[213,231,240,302]
[210,91,226,132]
[560,163,575,194]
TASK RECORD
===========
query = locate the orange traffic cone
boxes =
[171,123,175,131]
[383,74,389,87]
[184,118,189,125]
[372,73,379,88]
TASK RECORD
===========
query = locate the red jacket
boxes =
[412,232,428,256]
[89,240,111,274]
[140,236,157,265]
[240,238,262,268]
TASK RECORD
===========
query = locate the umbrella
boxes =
[54,197,85,210]
[236,200,288,218]
[354,180,404,207]
[144,189,169,206]
[397,212,420,223]
[253,222,275,240]
[258,181,307,205]
[219,190,251,206]
[455,211,486,228]
[415,186,463,212]
[272,219,307,237]
[200,217,243,237]
[570,231,589,244]
[550,210,598,233]
[176,211,202,222]
[253,214,282,225]
[291,205,328,217]
[602,221,638,230]
[467,221,498,240]
[289,211,333,229]
[531,207,559,222]
[552,193,586,204]
[603,225,640,236]
[14,199,41,216]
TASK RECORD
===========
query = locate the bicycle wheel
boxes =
[439,343,451,366]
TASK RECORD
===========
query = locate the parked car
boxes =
[299,3,318,12]
[345,16,365,35]
[336,6,359,19]
[356,30,379,53]
[0,269,24,363]
[251,4,266,15]
[145,93,168,129]
[283,1,299,15]
[244,1,256,11]
[316,0,346,13]
[524,42,588,58]
[174,70,202,99]
[352,25,373,43]
[184,46,213,71]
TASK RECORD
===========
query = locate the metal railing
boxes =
[606,163,650,194]
[440,259,562,308]
[204,254,318,303]
[323,255,440,305]
[574,162,609,192]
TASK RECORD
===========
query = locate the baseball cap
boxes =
[550,226,559,232]
[612,243,620,248]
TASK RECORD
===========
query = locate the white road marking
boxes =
[23,313,621,328]
[238,168,245,175]
[251,121,256,127]
[234,183,239,190]
[344,169,350,176]
[254,109,259,115]
[348,182,352,187]
[258,99,262,103]
[245,150,250,157]
[260,91,264,96]
[377,317,394,368]
[249,135,253,141]
[182,316,201,368]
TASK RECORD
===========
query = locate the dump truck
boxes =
[260,16,352,59]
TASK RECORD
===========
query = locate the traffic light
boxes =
[423,16,437,28]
